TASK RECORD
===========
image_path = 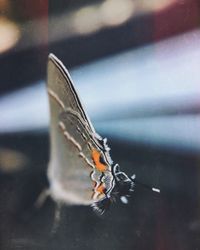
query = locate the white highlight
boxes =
[152,187,160,193]
[131,174,136,179]
[120,196,128,204]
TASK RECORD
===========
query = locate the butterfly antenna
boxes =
[131,178,160,193]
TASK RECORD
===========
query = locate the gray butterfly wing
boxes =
[47,54,109,205]
[47,54,95,133]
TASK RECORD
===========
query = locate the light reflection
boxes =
[0,17,20,53]
[72,0,135,36]
[0,0,179,54]
[0,29,200,138]
[0,148,28,173]
[72,5,102,35]
[138,0,176,13]
[52,0,177,40]
[100,0,135,27]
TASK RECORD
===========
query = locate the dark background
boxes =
[0,0,200,249]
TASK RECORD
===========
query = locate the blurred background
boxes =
[0,0,200,249]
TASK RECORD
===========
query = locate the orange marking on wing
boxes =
[91,149,107,172]
[96,183,105,194]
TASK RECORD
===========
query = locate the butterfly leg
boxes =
[35,188,50,209]
[51,202,62,234]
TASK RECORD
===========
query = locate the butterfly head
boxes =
[92,162,136,214]
[91,136,136,214]
[112,164,135,203]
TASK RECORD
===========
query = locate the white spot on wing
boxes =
[120,196,128,204]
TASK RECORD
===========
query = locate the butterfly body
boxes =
[47,54,139,214]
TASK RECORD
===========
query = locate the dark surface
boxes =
[1,1,200,249]
[0,131,199,250]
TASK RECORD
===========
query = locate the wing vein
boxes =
[48,88,65,110]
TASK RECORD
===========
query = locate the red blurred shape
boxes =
[153,0,200,41]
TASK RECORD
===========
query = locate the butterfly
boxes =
[46,53,160,215]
